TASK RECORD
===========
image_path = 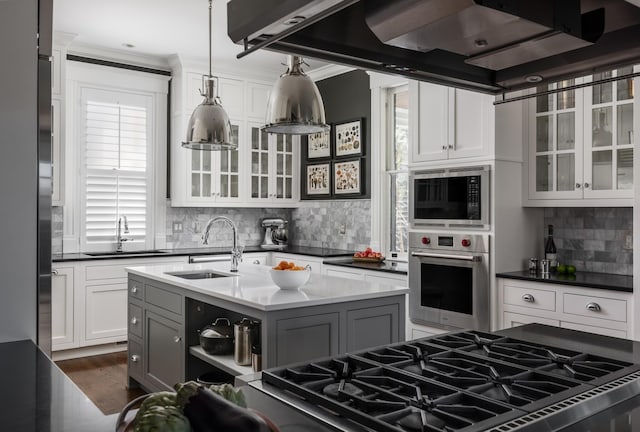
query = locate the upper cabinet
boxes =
[526,66,638,205]
[409,81,494,166]
[170,61,299,208]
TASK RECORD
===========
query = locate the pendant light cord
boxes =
[208,0,212,78]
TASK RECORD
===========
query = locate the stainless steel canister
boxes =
[540,259,550,275]
[234,318,252,365]
[528,258,538,273]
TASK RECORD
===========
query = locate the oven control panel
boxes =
[410,232,489,253]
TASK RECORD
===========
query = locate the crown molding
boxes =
[66,41,172,71]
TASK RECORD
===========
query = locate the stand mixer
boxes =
[261,218,288,249]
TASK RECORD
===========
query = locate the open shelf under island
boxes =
[125,261,408,393]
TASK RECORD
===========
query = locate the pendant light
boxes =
[262,55,329,135]
[182,0,234,150]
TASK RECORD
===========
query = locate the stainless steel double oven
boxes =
[408,231,489,331]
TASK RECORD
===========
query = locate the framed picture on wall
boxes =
[334,119,363,157]
[307,130,331,159]
[306,163,331,195]
[334,159,361,195]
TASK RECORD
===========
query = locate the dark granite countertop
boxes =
[0,340,115,432]
[323,257,408,275]
[52,245,354,262]
[496,270,633,293]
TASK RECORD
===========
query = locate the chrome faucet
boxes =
[116,216,132,252]
[202,216,243,272]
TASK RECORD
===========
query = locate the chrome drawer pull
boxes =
[586,302,601,312]
[52,269,59,276]
[130,317,138,325]
[522,294,535,303]
[130,355,140,363]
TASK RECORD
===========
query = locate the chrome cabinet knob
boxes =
[130,317,138,325]
[522,294,535,303]
[586,302,601,312]
[130,355,140,363]
[448,144,453,149]
[174,335,182,343]
[442,145,447,150]
[575,183,581,189]
[584,182,591,188]
[52,269,59,276]
[131,285,139,293]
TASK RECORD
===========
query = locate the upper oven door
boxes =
[409,168,490,229]
[408,250,489,331]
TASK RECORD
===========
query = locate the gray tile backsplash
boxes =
[544,207,632,275]
[164,202,292,249]
[290,200,371,251]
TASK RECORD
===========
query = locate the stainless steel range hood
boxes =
[228,0,640,94]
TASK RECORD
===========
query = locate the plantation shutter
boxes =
[83,93,149,246]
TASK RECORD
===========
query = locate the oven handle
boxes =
[411,252,482,262]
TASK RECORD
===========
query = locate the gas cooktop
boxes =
[256,330,640,432]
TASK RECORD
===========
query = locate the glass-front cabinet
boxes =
[249,122,298,204]
[189,121,241,203]
[528,66,637,202]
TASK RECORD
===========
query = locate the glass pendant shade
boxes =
[182,78,234,150]
[262,55,329,135]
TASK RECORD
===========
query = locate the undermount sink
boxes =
[165,270,231,280]
[84,250,168,256]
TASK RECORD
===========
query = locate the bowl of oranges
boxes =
[270,261,310,290]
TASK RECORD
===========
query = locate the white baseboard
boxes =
[52,342,127,361]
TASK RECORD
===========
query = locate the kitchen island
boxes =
[126,261,408,393]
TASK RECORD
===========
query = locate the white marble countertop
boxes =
[126,262,408,311]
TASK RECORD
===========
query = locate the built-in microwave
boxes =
[409,166,490,228]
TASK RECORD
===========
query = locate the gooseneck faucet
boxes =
[202,216,243,272]
[116,216,132,252]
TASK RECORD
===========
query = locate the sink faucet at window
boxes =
[202,216,243,272]
[116,216,132,252]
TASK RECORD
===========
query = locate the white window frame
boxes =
[65,62,169,253]
[370,73,410,261]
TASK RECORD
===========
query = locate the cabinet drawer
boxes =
[563,293,626,323]
[325,267,364,280]
[129,303,143,339]
[560,321,627,339]
[145,283,182,316]
[129,278,144,300]
[504,285,555,311]
[128,338,143,380]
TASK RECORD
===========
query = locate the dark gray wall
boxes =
[0,0,38,342]
[301,70,371,199]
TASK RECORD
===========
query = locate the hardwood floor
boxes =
[56,351,146,416]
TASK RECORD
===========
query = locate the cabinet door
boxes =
[246,82,271,119]
[275,313,340,365]
[502,311,559,329]
[216,121,242,202]
[560,321,626,339]
[249,122,271,201]
[582,66,636,199]
[52,267,75,350]
[451,88,493,159]
[347,304,400,351]
[528,79,584,200]
[84,283,128,344]
[271,134,297,202]
[411,81,448,163]
[217,77,244,118]
[144,310,184,391]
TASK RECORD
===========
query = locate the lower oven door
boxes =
[408,250,489,331]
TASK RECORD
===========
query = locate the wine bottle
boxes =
[545,224,558,270]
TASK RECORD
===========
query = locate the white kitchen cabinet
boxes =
[84,282,128,343]
[51,266,76,350]
[409,81,494,165]
[243,253,269,265]
[526,66,638,205]
[271,253,324,274]
[498,278,632,338]
[324,267,364,280]
[245,81,271,119]
[248,122,299,205]
[51,48,62,96]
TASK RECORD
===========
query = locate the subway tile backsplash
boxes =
[544,207,632,275]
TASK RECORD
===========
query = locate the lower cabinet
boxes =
[498,278,632,339]
[346,304,400,351]
[84,283,128,343]
[275,313,340,365]
[144,310,184,391]
[51,266,76,350]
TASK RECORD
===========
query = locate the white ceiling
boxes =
[53,0,327,76]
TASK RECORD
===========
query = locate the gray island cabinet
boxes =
[126,262,408,393]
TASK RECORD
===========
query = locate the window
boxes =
[80,87,153,251]
[386,86,409,258]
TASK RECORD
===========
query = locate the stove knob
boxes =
[461,239,471,247]
[421,237,430,245]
